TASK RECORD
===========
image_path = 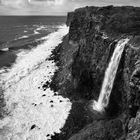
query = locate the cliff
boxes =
[49,6,140,140]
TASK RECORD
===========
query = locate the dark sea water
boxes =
[0,16,72,140]
[0,16,66,68]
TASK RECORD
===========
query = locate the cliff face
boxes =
[68,5,140,112]
[50,6,140,140]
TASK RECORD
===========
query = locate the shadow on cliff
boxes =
[49,5,140,140]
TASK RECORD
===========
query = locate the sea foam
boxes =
[0,25,71,140]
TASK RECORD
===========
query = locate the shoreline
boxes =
[47,34,95,140]
[0,25,72,140]
[48,5,140,140]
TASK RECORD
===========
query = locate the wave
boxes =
[0,25,72,140]
[0,48,9,52]
[34,30,40,35]
[0,25,68,89]
[17,35,29,40]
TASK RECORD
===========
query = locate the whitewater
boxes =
[93,38,129,112]
[0,25,72,140]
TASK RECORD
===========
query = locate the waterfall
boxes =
[92,38,129,112]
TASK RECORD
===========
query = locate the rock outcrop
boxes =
[50,5,140,140]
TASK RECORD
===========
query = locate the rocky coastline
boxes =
[45,5,140,140]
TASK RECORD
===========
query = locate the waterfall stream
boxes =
[93,38,129,112]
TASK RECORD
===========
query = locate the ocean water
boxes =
[0,16,72,140]
[0,16,66,68]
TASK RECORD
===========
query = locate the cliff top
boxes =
[67,5,140,36]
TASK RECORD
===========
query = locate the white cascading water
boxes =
[93,38,129,112]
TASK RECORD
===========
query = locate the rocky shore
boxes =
[46,5,140,140]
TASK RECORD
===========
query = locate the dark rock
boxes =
[69,119,124,140]
[66,12,74,26]
[30,125,36,130]
[46,134,50,137]
[51,5,140,140]
[42,81,50,90]
[42,94,46,97]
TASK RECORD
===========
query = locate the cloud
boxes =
[0,0,140,15]
[30,0,65,6]
[1,0,30,8]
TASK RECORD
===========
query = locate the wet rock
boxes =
[42,81,50,90]
[46,134,50,137]
[32,103,37,106]
[42,94,46,97]
[30,125,36,130]
[50,100,53,103]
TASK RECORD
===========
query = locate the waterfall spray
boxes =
[92,38,129,112]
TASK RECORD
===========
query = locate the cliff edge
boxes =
[48,6,140,140]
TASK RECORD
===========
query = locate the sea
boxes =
[0,16,71,140]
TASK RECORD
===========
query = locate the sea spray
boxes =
[93,38,129,112]
[0,25,72,140]
[0,25,68,89]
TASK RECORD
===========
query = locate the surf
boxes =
[0,25,72,140]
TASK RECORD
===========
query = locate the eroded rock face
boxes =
[51,6,140,140]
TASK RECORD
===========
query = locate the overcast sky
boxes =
[0,0,139,15]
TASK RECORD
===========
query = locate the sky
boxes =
[0,0,139,15]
